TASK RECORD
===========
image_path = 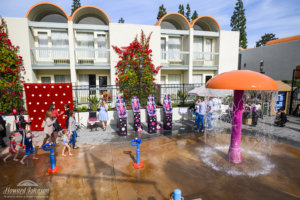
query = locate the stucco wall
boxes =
[4,17,33,82]
[240,40,300,80]
[109,23,161,85]
[218,30,239,74]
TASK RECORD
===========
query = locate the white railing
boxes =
[31,47,70,64]
[75,48,110,65]
[193,52,219,66]
[161,51,189,65]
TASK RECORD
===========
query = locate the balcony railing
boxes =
[161,51,189,66]
[31,47,70,65]
[193,52,219,66]
[75,48,110,65]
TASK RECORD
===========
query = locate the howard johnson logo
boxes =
[3,180,49,199]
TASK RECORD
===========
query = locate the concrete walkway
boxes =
[2,115,300,148]
[0,116,300,200]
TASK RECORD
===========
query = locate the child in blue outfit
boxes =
[20,131,38,164]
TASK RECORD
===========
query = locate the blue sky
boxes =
[1,0,300,47]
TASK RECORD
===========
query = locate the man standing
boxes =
[196,97,206,133]
[207,97,214,130]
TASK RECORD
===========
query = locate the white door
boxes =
[96,34,107,61]
[52,31,69,59]
[194,37,203,60]
[168,37,181,61]
[76,32,94,59]
[205,39,212,61]
[37,32,49,60]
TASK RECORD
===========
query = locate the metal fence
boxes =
[72,84,204,109]
[0,84,204,114]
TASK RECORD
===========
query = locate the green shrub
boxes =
[89,96,99,111]
[172,102,178,107]
[76,106,89,112]
[177,90,188,106]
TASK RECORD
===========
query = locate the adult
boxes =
[98,99,109,131]
[275,107,287,127]
[0,115,7,148]
[63,104,70,129]
[48,104,62,133]
[196,97,206,133]
[42,111,56,146]
[207,97,214,130]
[68,111,78,149]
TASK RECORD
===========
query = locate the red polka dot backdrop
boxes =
[24,83,74,131]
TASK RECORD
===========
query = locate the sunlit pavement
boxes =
[0,117,300,200]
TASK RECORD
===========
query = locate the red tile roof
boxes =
[266,35,300,46]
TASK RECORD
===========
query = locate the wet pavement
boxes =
[0,117,300,200]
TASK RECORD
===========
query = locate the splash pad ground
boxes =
[1,118,300,200]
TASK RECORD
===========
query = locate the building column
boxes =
[188,28,194,84]
[68,21,76,85]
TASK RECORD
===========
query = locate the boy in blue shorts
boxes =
[20,131,38,164]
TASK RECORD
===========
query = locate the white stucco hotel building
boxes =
[4,2,239,88]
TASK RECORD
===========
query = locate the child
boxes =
[3,135,19,162]
[62,129,72,156]
[20,131,38,164]
[18,115,32,148]
[68,111,79,149]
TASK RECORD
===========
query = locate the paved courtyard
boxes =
[0,115,299,200]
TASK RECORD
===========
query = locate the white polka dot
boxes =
[32,94,34,97]
[41,109,44,112]
[29,102,31,105]
[60,101,63,104]
[59,86,62,89]
[68,101,71,103]
[43,86,46,89]
[57,109,60,111]
[63,93,66,96]
[55,94,58,96]
[51,86,54,88]
[33,110,36,112]
[38,117,41,120]
[39,94,42,97]
[67,85,69,88]
[53,102,55,104]
[27,86,29,88]
[35,86,38,89]
[45,102,47,105]
[47,94,50,97]
[31,118,33,120]
[37,102,39,105]
[35,125,38,127]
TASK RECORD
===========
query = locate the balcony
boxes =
[161,50,189,70]
[193,52,219,69]
[31,47,70,69]
[75,48,110,66]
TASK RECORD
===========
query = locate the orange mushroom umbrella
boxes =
[206,70,278,164]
